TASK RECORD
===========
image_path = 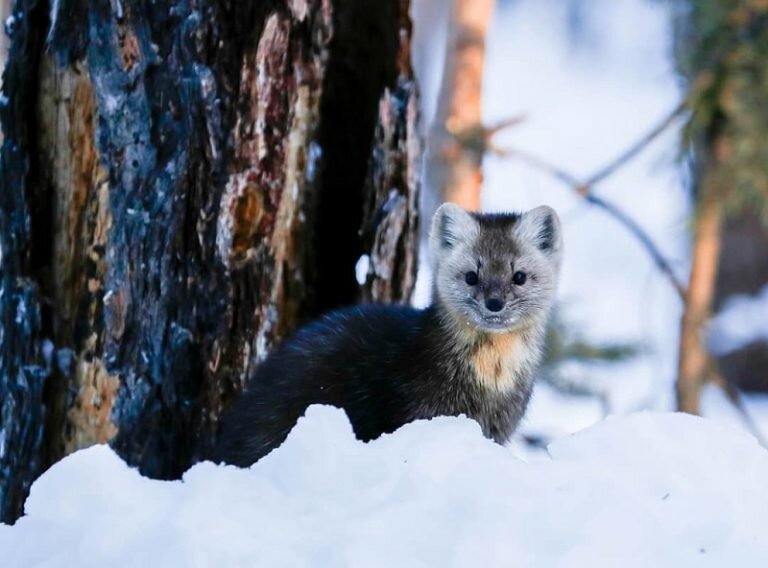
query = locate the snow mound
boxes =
[3,406,768,567]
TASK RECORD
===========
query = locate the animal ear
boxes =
[429,203,478,253]
[518,205,562,254]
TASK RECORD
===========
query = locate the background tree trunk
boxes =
[676,197,723,414]
[424,0,494,215]
[0,0,419,523]
[671,0,768,411]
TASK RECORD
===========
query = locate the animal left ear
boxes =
[518,206,562,255]
[429,202,479,254]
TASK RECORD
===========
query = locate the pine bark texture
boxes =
[0,0,419,523]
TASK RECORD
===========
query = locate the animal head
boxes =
[429,203,563,333]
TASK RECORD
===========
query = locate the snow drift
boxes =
[3,406,768,567]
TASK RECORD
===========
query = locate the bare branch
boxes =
[492,145,582,189]
[585,194,688,300]
[483,115,527,139]
[492,122,688,300]
[583,100,688,189]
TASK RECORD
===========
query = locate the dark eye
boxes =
[465,271,478,286]
[513,271,527,286]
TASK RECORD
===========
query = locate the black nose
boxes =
[485,298,504,312]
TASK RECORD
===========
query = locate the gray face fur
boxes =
[429,203,563,333]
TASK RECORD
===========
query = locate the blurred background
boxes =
[411,0,768,454]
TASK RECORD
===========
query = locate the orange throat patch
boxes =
[469,331,525,390]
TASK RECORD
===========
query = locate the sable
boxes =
[213,204,563,466]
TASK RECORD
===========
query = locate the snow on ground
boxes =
[3,406,768,567]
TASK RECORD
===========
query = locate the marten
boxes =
[213,203,563,466]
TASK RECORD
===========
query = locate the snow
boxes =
[707,285,768,356]
[522,381,606,439]
[3,405,768,567]
[355,254,370,285]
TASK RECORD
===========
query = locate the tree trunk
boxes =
[424,0,494,214]
[0,0,9,83]
[671,0,768,410]
[676,197,723,414]
[0,0,419,524]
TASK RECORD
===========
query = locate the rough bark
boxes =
[0,0,9,83]
[0,0,419,523]
[0,0,51,526]
[359,15,420,302]
[424,0,494,214]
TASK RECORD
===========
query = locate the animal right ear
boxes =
[518,205,562,256]
[429,203,478,253]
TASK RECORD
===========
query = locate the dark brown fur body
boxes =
[213,302,536,466]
